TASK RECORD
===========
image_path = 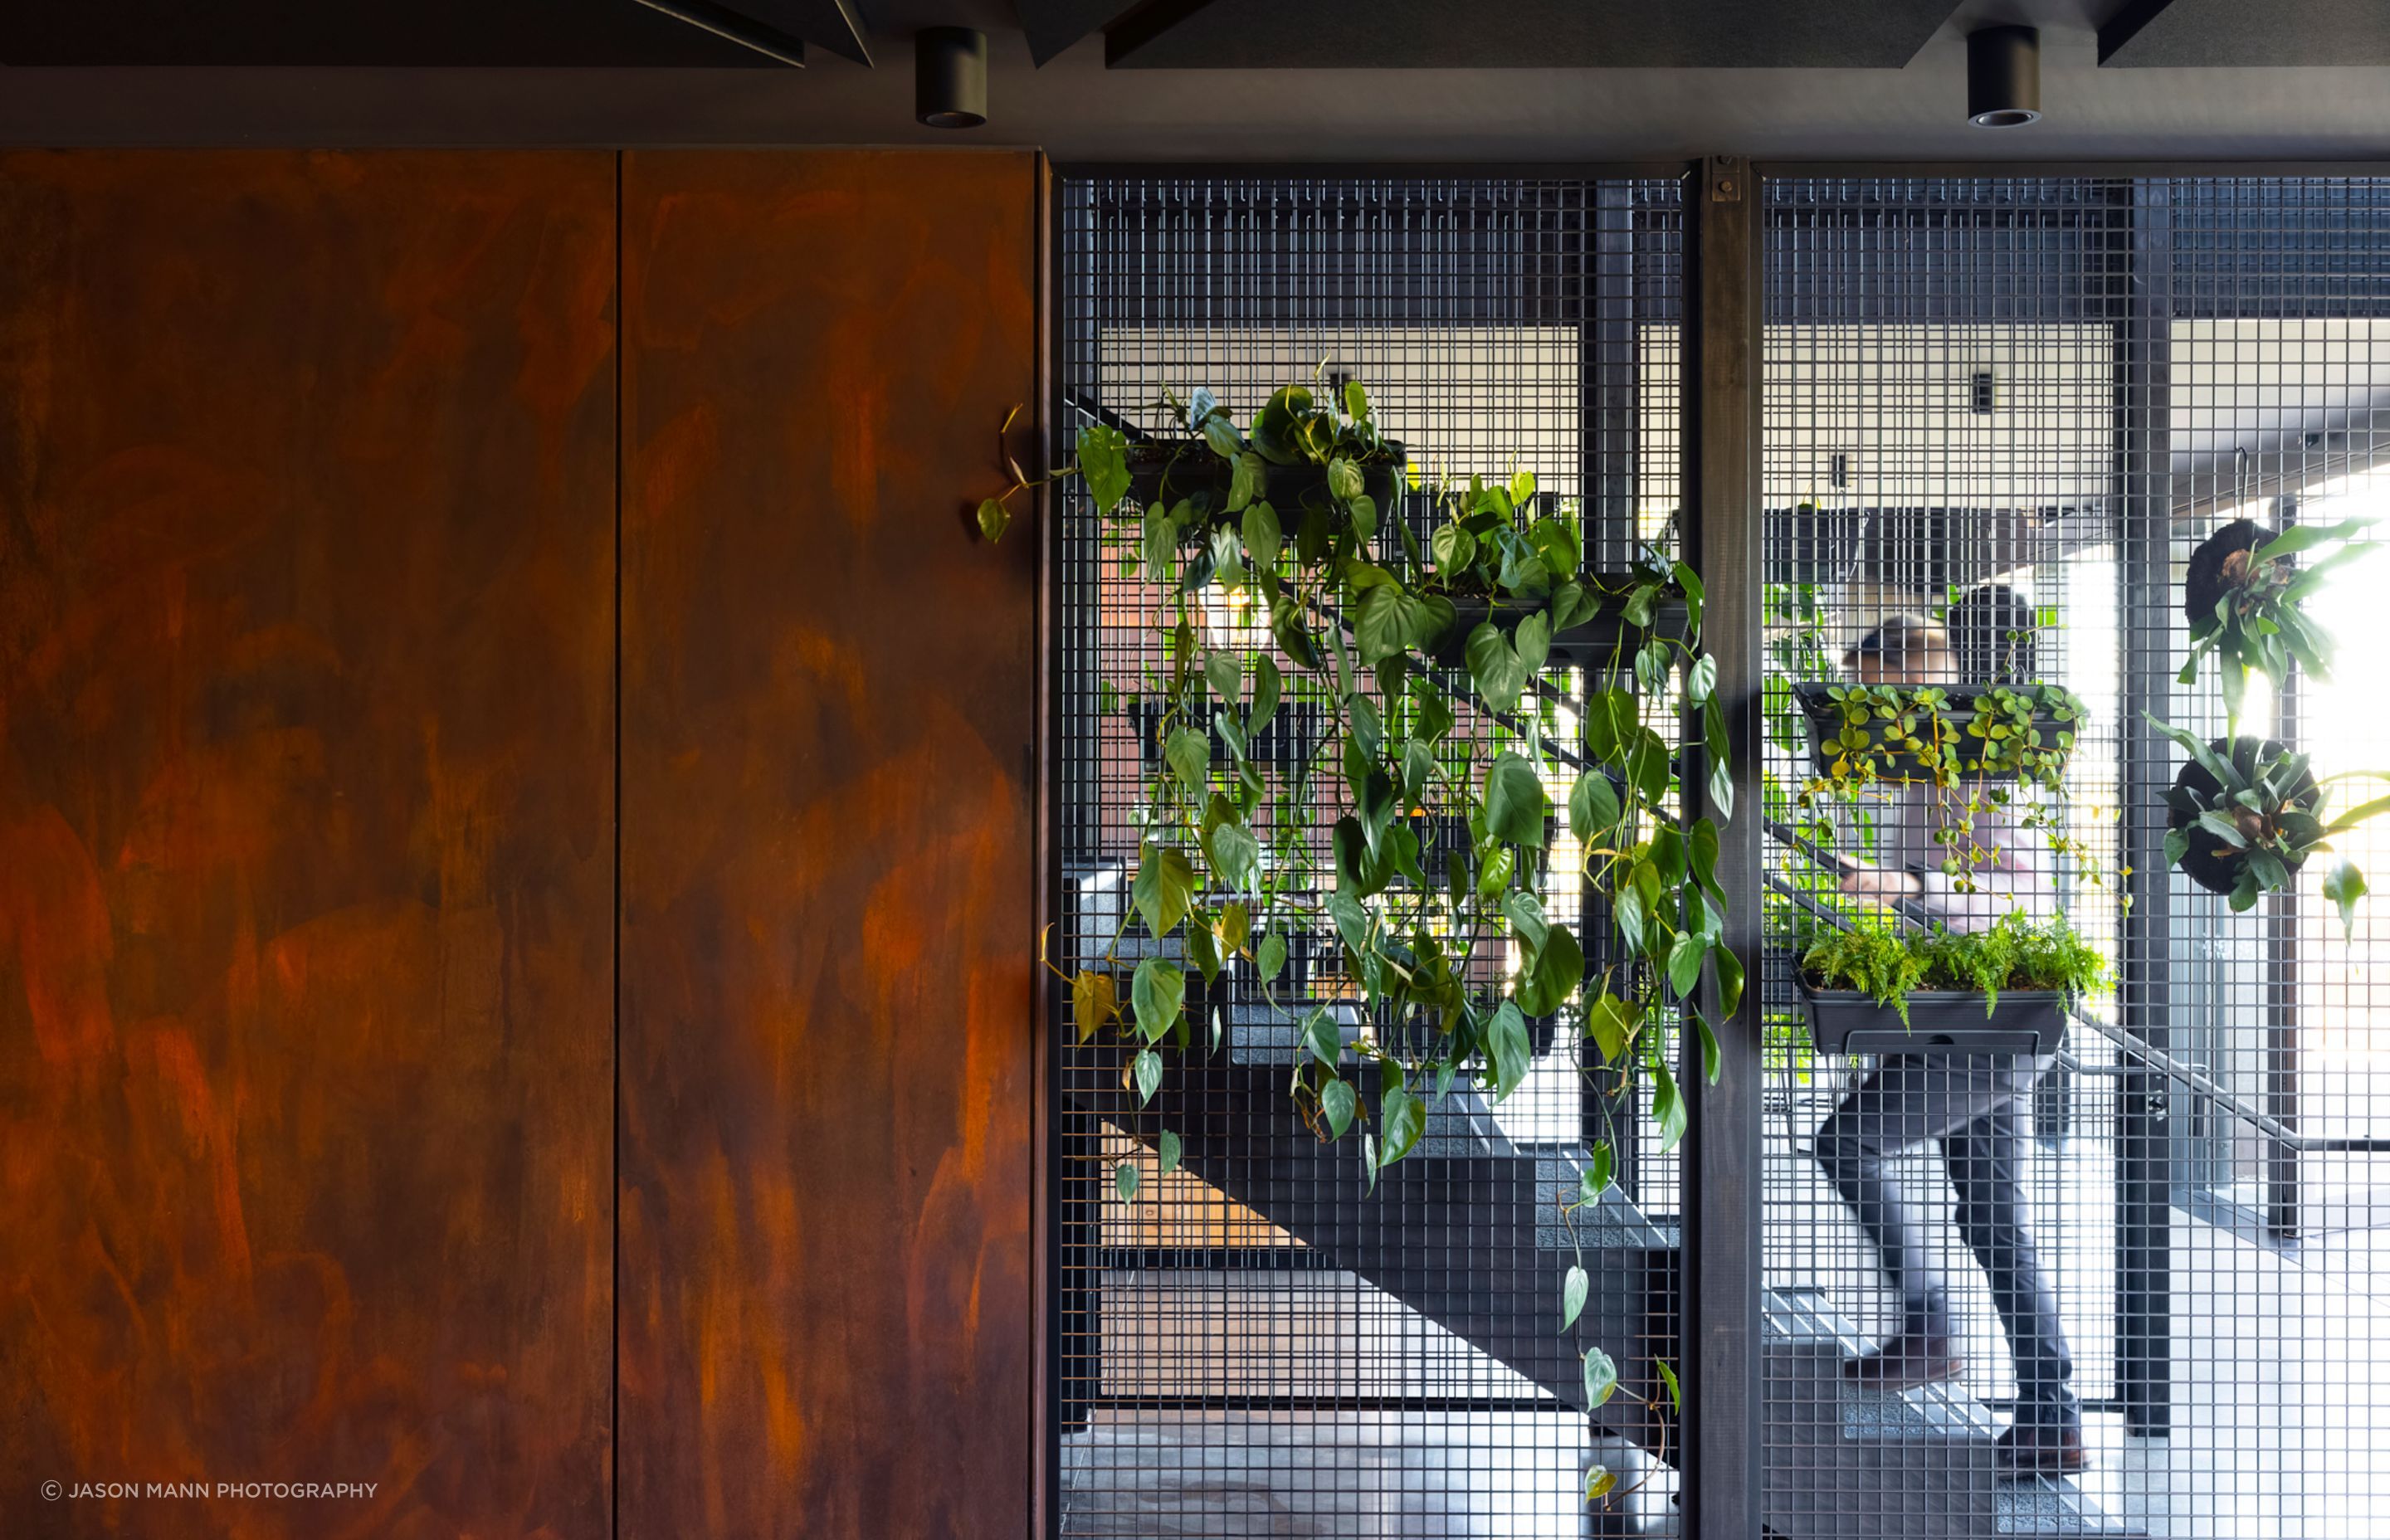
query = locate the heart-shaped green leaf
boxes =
[1322,1078,1358,1139]
[1133,843,1197,939]
[1484,752,1548,847]
[1378,1076,1426,1169]
[1561,1263,1589,1332]
[1466,622,1529,713]
[1583,1347,1619,1408]
[1487,999,1534,1103]
[1256,930,1288,985]
[1165,726,1211,799]
[1077,423,1131,512]
[1130,957,1184,1043]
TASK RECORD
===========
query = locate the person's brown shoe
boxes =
[1841,1333,1963,1392]
[1994,1421,2090,1477]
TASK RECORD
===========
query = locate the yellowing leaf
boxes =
[1071,969,1117,1043]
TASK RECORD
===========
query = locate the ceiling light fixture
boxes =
[916,27,988,129]
[1967,24,2041,128]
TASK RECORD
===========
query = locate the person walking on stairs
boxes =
[1812,610,2088,1478]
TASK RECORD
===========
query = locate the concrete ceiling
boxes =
[1,0,2387,158]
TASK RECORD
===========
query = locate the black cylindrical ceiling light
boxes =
[1967,24,2041,128]
[916,27,988,129]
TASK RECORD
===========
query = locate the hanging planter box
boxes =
[1790,680,2081,785]
[1125,442,1407,526]
[2167,733,2316,897]
[1375,1002,1562,1063]
[1797,978,2070,1056]
[1128,697,1327,771]
[1432,592,1691,670]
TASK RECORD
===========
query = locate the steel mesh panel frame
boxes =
[1051,173,1687,1538]
[1759,173,2390,1540]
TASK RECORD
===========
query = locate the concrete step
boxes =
[1761,1289,2138,1540]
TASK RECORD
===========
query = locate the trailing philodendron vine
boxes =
[981,374,1739,1429]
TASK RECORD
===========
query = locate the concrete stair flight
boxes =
[1763,1288,2139,1539]
[1068,967,2140,1538]
[1073,1011,1680,1448]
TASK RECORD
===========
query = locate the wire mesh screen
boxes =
[1760,175,2390,1540]
[1054,174,1685,1537]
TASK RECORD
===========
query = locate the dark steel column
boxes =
[1590,180,1642,573]
[2266,493,2303,1241]
[1683,154,1763,1540]
[2113,177,2175,1440]
[1586,180,1647,1204]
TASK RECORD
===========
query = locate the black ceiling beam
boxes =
[2101,0,2390,66]
[1016,0,1151,65]
[1104,0,1967,71]
[635,0,878,66]
[738,0,873,66]
[0,0,874,68]
[2097,0,2173,66]
[1104,0,1219,68]
[629,0,807,66]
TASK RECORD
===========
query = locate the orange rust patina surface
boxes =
[0,151,617,1539]
[617,150,1040,1540]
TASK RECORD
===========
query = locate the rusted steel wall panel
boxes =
[0,150,618,1538]
[618,149,1041,1540]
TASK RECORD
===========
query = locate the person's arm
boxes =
[1910,797,2058,924]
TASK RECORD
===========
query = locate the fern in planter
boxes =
[1798,912,2109,1032]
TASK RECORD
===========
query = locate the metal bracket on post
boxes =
[1708,154,1745,204]
[1684,153,1762,1540]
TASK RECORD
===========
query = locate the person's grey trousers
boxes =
[1813,1050,2079,1427]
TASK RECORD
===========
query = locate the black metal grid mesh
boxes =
[1052,169,2390,1540]
[1760,175,2390,1540]
[1054,175,1686,1537]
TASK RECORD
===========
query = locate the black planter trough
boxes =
[1125,441,1407,527]
[1790,680,2081,784]
[1430,592,1691,671]
[1797,978,2069,1056]
[2167,733,2317,897]
[1129,697,1328,771]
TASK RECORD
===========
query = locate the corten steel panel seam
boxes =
[615,146,627,1540]
[1029,149,1056,1540]
[1685,154,1764,1540]
[617,149,1040,1540]
[0,149,619,1540]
